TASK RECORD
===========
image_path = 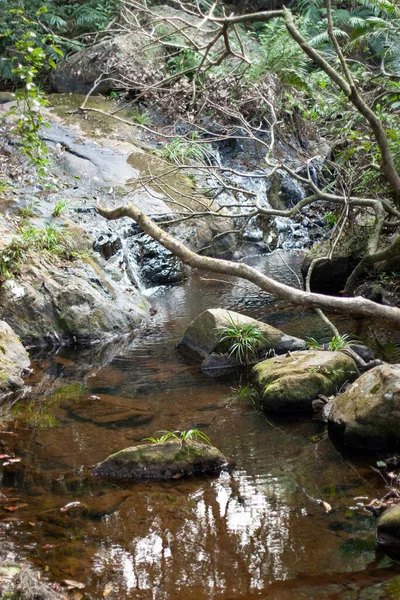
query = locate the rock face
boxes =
[176,309,306,360]
[377,504,400,551]
[301,229,368,294]
[0,321,30,396]
[0,257,149,347]
[52,33,163,94]
[92,440,227,480]
[328,364,400,450]
[253,350,359,411]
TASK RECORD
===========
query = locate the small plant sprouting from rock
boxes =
[52,199,69,217]
[218,314,266,364]
[143,429,212,445]
[306,334,359,352]
[129,107,150,125]
[155,134,213,166]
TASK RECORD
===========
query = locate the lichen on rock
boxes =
[253,350,359,411]
[328,363,400,450]
[93,440,227,480]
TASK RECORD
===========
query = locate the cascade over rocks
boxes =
[328,363,400,450]
[0,321,30,397]
[253,350,359,411]
[93,440,228,480]
[176,308,306,360]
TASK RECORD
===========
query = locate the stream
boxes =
[2,262,400,600]
[1,93,400,598]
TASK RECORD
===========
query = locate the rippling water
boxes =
[2,256,400,599]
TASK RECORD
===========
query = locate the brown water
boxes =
[2,258,400,599]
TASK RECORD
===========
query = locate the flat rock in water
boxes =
[177,308,306,360]
[92,440,227,480]
[253,350,359,411]
[328,363,400,450]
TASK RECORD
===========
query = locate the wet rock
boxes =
[0,321,30,397]
[328,364,400,450]
[93,440,227,480]
[0,92,14,104]
[201,353,242,377]
[301,228,368,294]
[253,350,359,411]
[377,504,400,551]
[93,232,122,260]
[52,33,163,95]
[0,257,149,347]
[128,233,186,286]
[177,308,306,360]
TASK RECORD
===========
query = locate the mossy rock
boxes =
[253,350,359,411]
[92,440,227,480]
[377,504,400,551]
[177,308,306,361]
[328,364,400,450]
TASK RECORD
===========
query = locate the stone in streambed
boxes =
[328,363,400,450]
[177,308,306,360]
[0,320,30,397]
[377,504,400,551]
[92,440,227,480]
[253,350,359,411]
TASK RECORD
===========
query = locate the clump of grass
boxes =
[52,199,69,217]
[143,429,212,445]
[218,314,266,364]
[0,223,74,282]
[155,133,213,165]
[129,107,150,125]
[306,334,359,352]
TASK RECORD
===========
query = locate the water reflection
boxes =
[2,261,400,599]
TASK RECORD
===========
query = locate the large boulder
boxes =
[92,440,227,480]
[377,504,400,551]
[253,350,359,411]
[176,309,306,360]
[328,364,400,450]
[51,33,163,95]
[301,227,368,294]
[0,257,149,347]
[0,321,30,397]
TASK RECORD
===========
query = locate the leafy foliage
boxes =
[155,134,214,166]
[143,429,212,445]
[251,18,311,89]
[306,334,359,351]
[218,314,266,364]
[0,0,120,81]
[0,222,74,282]
[4,7,61,175]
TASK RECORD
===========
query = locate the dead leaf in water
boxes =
[4,503,28,512]
[103,582,114,597]
[322,501,332,513]
[63,579,85,590]
[60,501,82,513]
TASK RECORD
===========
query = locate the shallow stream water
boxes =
[2,256,400,599]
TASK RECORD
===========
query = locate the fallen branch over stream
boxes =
[98,203,400,326]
